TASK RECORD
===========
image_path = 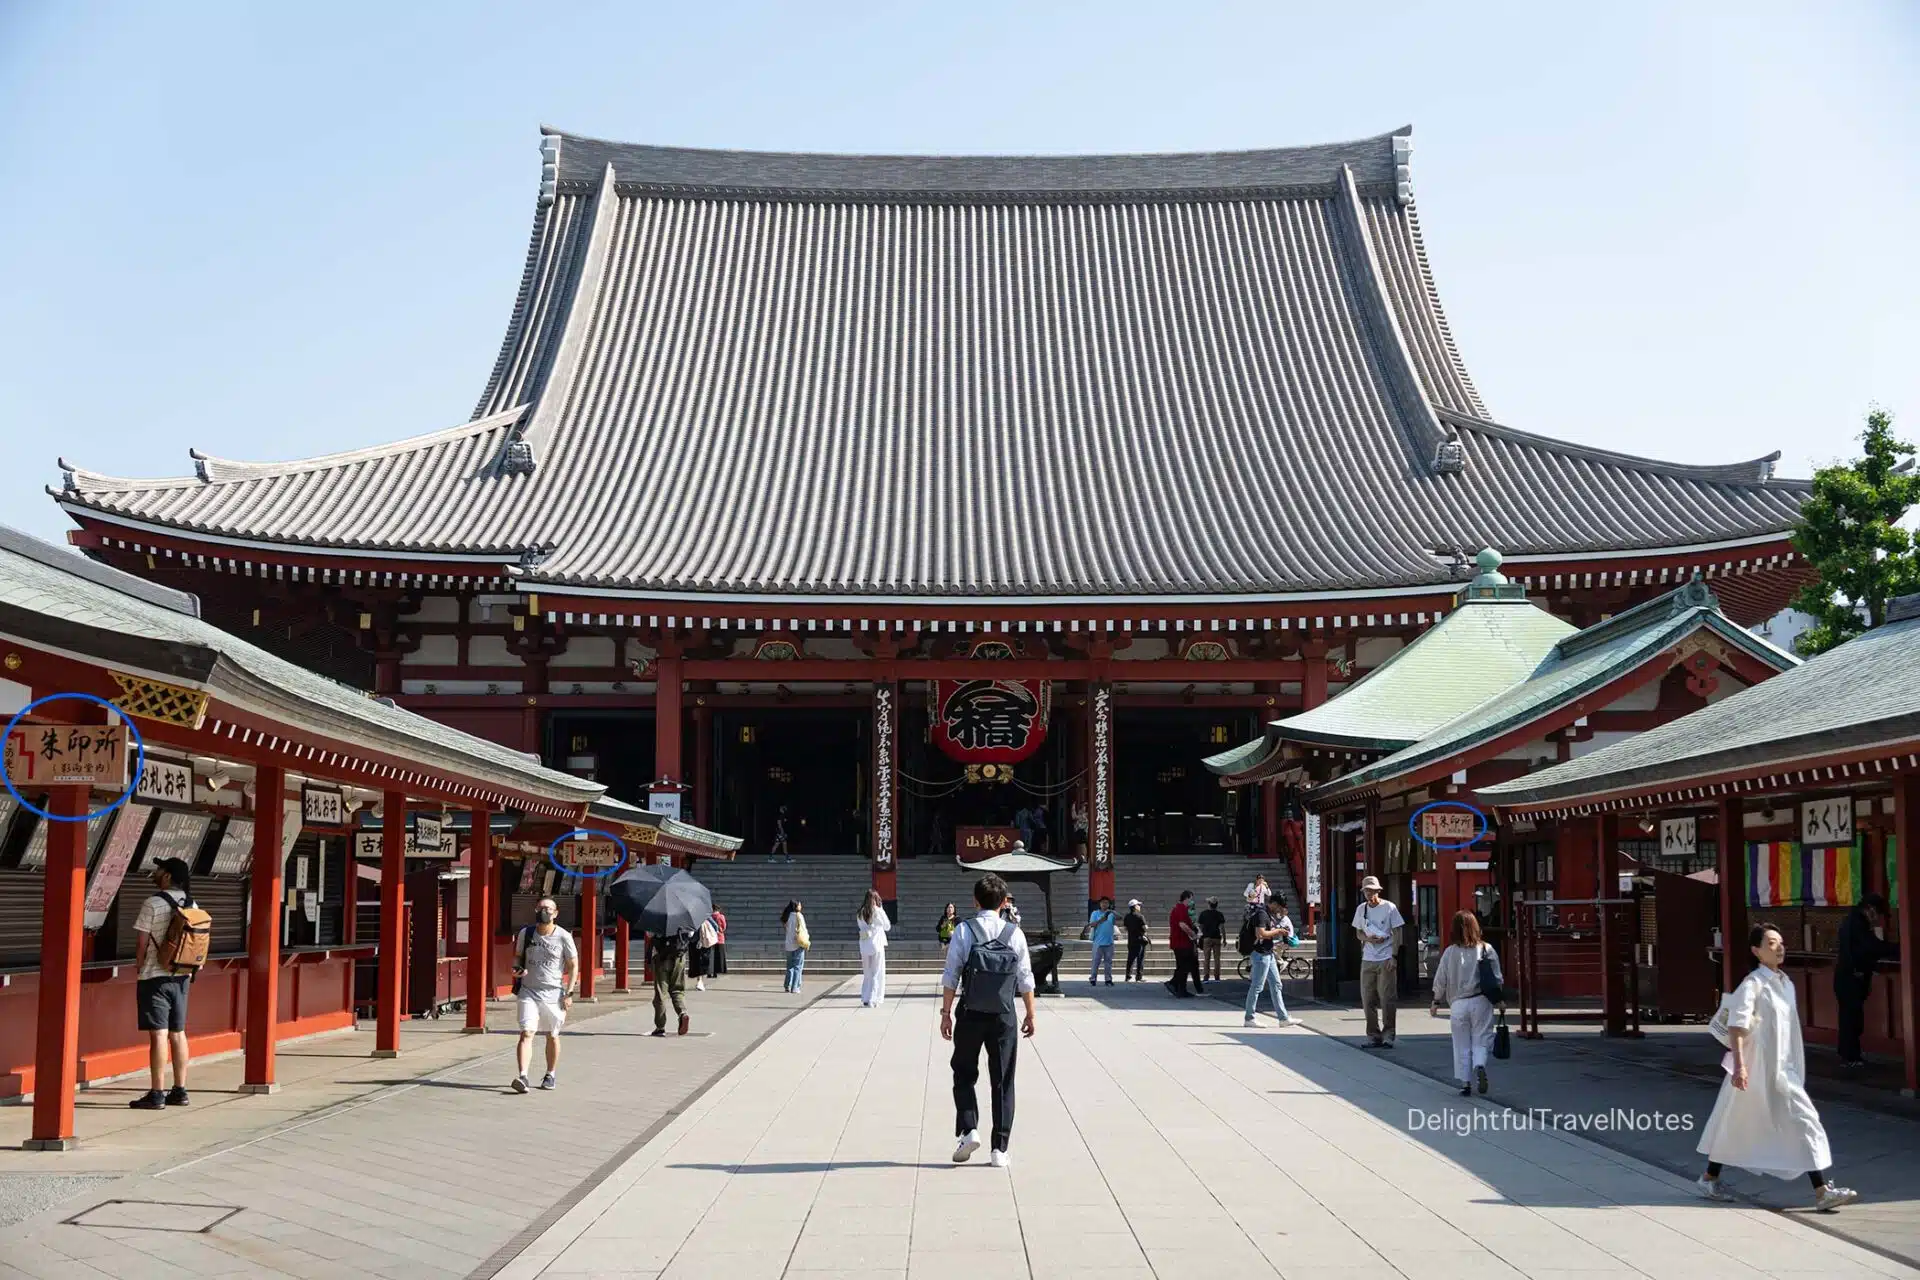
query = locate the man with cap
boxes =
[1353,875,1405,1048]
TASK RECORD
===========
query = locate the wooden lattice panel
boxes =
[111,672,210,730]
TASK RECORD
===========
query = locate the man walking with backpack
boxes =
[129,857,208,1110]
[940,874,1036,1169]
[511,898,578,1092]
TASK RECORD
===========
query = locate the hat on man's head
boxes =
[1360,875,1383,892]
[1127,898,1141,908]
[1206,897,1218,906]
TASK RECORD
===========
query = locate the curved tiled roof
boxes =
[56,128,1808,601]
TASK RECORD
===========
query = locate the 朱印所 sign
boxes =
[6,723,128,788]
[956,826,1021,863]
[559,837,622,870]
[1419,810,1477,843]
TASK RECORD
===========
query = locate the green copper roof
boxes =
[1311,579,1799,805]
[1270,549,1572,753]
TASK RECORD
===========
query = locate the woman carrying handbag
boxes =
[1429,910,1504,1096]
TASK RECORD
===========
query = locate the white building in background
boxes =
[1752,607,1818,655]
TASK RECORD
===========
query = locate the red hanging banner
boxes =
[930,679,1051,764]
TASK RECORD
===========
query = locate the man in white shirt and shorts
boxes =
[511,898,578,1093]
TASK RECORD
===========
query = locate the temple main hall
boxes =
[50,125,1810,943]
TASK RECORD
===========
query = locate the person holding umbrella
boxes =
[606,863,715,1037]
[650,926,692,1037]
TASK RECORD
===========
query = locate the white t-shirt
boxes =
[1352,899,1404,965]
[516,926,577,1001]
[134,888,188,980]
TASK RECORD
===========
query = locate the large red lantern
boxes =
[930,679,1051,764]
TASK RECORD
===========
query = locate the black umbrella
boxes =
[607,865,713,936]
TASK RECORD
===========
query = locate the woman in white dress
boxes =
[856,890,892,1007]
[1429,910,1502,1096]
[1697,923,1857,1210]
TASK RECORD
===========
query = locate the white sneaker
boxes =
[952,1132,981,1164]
[1276,1017,1298,1028]
[696,979,706,991]
[1696,1176,1731,1202]
[1815,1184,1859,1211]
[988,1149,1011,1169]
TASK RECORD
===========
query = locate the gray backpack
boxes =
[960,918,1021,1014]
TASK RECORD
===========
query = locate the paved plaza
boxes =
[502,979,1915,1280]
[0,980,810,1279]
[3,976,1915,1280]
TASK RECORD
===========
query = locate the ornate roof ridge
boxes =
[59,406,527,493]
[1435,406,1802,488]
[540,124,1411,196]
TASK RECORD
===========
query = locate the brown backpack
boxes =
[153,894,213,975]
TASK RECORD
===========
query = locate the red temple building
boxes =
[50,125,1811,948]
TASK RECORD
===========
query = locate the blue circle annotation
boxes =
[2,692,146,824]
[1407,800,1489,852]
[545,828,630,880]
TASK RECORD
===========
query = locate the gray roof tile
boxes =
[56,130,1807,601]
[1480,613,1919,808]
[0,525,601,809]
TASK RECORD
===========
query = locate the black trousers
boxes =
[1125,939,1147,980]
[952,1009,1019,1151]
[1169,947,1203,994]
[1835,979,1867,1063]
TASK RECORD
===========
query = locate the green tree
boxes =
[1789,408,1920,655]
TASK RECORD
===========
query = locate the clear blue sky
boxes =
[2,2,1915,547]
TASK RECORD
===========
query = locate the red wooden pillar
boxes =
[373,789,407,1058]
[27,785,89,1150]
[579,877,600,1001]
[242,764,286,1092]
[1087,681,1115,906]
[1301,642,1329,711]
[872,679,899,906]
[1715,797,1748,994]
[614,916,631,993]
[693,702,712,828]
[464,804,492,1031]
[654,652,684,806]
[1896,775,1920,1095]
[1596,812,1629,1036]
[1436,847,1459,942]
[342,834,359,945]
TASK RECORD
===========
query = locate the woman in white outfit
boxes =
[856,889,891,1007]
[1696,923,1857,1210]
[1429,910,1502,1096]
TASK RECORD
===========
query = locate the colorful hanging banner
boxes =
[1747,841,1800,907]
[1808,839,1862,907]
[930,679,1051,764]
[1747,838,1864,908]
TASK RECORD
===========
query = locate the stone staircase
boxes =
[677,853,1304,976]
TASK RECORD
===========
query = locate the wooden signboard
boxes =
[143,809,212,872]
[1802,797,1853,848]
[1661,816,1697,860]
[302,785,347,827]
[5,723,128,788]
[354,828,457,860]
[559,836,621,871]
[1419,810,1478,843]
[956,826,1021,863]
[135,757,194,806]
[83,803,152,930]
